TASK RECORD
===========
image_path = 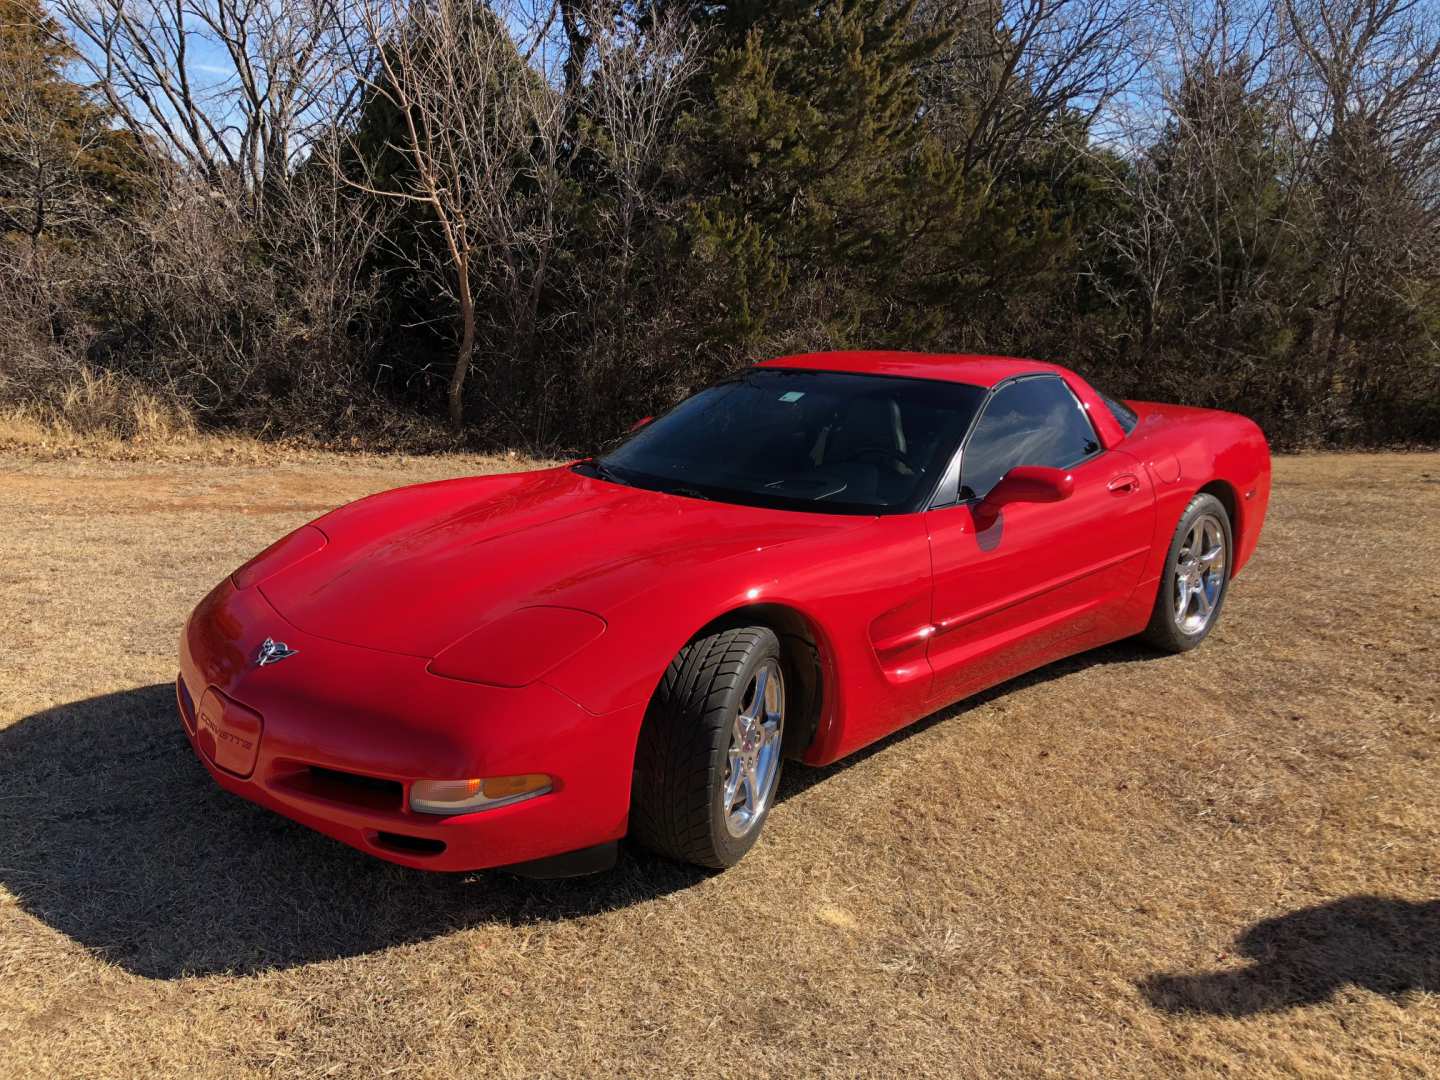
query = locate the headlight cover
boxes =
[232,525,327,590]
[427,605,606,686]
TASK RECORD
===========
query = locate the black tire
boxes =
[1142,492,1233,653]
[629,626,785,869]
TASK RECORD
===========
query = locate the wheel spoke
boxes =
[743,756,761,806]
[723,756,742,810]
[1185,522,1203,560]
[1200,533,1225,571]
[1194,583,1213,617]
[747,666,769,722]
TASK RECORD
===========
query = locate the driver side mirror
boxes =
[981,465,1074,510]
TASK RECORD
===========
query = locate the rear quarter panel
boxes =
[1122,401,1272,591]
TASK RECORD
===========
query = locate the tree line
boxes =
[2,0,1437,451]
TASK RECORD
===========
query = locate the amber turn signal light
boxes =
[409,774,551,815]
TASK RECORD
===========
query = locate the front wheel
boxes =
[629,626,786,868]
[1142,493,1233,653]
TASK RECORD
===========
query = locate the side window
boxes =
[959,377,1100,498]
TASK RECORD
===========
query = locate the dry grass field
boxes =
[1,447,1437,1078]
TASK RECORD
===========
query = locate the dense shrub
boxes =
[2,0,1437,452]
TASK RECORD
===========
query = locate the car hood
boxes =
[258,465,866,657]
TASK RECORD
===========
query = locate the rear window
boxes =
[1101,393,1139,435]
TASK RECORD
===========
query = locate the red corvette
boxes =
[179,352,1270,875]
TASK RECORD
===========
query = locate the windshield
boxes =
[585,368,986,514]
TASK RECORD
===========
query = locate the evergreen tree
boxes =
[676,0,1075,356]
[676,1,950,346]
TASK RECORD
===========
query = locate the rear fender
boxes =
[1125,403,1271,584]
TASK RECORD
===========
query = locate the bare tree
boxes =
[1090,0,1305,344]
[916,0,1147,178]
[578,8,701,346]
[52,0,367,204]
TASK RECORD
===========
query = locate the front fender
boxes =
[540,514,937,766]
[540,569,820,717]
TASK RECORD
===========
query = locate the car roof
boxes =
[757,350,1072,389]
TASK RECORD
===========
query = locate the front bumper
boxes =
[178,579,644,872]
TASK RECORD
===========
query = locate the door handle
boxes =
[1107,474,1140,494]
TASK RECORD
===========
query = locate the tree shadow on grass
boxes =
[0,640,1161,979]
[1140,897,1440,1016]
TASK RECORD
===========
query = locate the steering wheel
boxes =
[834,445,915,474]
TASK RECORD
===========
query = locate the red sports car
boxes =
[178,352,1270,875]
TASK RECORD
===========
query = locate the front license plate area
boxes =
[195,688,263,778]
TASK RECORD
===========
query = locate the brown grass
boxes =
[1,449,1437,1078]
[0,371,477,460]
[0,368,197,447]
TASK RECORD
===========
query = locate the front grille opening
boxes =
[374,831,446,857]
[282,765,404,811]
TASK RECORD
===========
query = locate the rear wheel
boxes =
[630,626,785,868]
[1143,493,1232,653]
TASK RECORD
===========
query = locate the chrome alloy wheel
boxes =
[1173,511,1227,635]
[722,659,784,838]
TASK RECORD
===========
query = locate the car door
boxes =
[923,375,1155,706]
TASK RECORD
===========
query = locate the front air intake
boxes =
[275,765,404,811]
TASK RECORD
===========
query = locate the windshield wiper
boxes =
[577,460,712,501]
[660,485,712,501]
[575,459,632,487]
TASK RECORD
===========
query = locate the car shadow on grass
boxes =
[777,639,1159,803]
[1139,897,1440,1015]
[0,641,1160,980]
[0,683,710,979]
